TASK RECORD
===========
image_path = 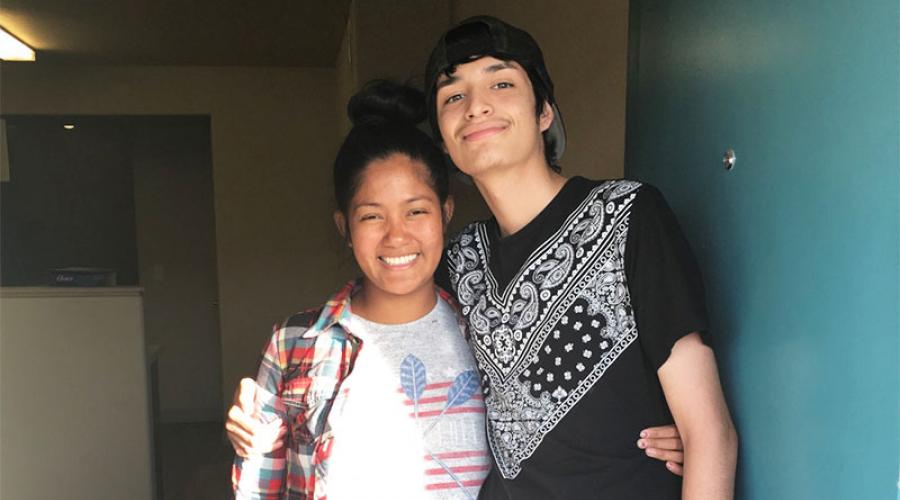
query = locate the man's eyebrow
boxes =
[436,61,516,92]
[436,74,458,91]
[484,61,515,73]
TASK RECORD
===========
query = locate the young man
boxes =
[426,16,737,499]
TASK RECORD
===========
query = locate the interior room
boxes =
[1,1,896,499]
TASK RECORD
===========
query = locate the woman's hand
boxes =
[637,424,685,475]
[225,378,286,457]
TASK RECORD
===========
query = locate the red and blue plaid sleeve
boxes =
[232,323,293,499]
[232,282,359,500]
[233,453,287,500]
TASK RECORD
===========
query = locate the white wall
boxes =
[0,288,153,500]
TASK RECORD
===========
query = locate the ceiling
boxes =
[0,0,352,66]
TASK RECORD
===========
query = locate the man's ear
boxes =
[333,210,350,245]
[442,196,455,227]
[539,101,554,133]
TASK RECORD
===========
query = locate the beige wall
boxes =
[452,0,629,180]
[132,120,223,421]
[335,3,359,137]
[353,0,452,86]
[1,64,341,409]
[334,0,452,126]
[0,288,154,500]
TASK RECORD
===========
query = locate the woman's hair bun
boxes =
[347,80,426,127]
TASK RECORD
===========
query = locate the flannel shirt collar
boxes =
[301,279,462,339]
[303,279,358,338]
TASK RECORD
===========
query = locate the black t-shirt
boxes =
[441,177,709,500]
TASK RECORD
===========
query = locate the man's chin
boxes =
[452,155,506,178]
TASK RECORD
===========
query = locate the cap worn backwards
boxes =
[425,15,566,163]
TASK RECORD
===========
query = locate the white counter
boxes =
[0,287,154,500]
[0,286,144,298]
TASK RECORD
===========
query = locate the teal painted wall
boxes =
[626,0,899,498]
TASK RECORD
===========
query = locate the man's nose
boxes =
[466,92,492,119]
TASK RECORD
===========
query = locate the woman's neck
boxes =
[351,280,438,324]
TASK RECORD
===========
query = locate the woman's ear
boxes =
[442,196,455,227]
[333,210,351,246]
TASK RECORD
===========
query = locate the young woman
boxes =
[229,81,687,500]
[232,80,488,500]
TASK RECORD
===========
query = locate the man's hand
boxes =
[637,424,685,475]
[225,378,286,457]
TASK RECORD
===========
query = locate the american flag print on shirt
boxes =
[399,354,490,495]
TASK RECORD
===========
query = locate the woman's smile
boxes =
[380,253,420,267]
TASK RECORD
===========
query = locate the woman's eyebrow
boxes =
[354,196,432,209]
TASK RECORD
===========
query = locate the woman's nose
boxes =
[384,219,409,243]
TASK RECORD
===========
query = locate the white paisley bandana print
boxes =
[446,180,642,479]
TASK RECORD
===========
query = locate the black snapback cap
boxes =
[425,16,567,163]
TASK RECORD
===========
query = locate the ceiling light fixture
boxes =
[63,124,76,130]
[0,27,36,61]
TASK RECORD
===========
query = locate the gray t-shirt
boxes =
[325,296,489,500]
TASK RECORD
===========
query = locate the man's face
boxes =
[435,56,553,179]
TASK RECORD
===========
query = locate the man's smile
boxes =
[462,122,508,142]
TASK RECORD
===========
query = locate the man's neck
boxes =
[473,161,568,237]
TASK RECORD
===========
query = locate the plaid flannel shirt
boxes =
[232,280,463,500]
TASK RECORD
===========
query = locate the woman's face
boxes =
[336,153,452,301]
